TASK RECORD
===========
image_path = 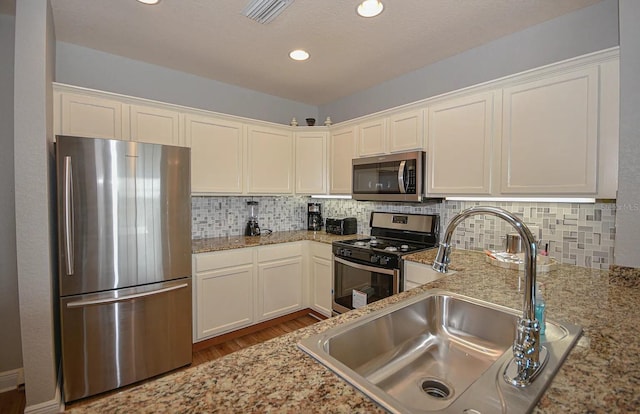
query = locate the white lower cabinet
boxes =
[194,249,255,341]
[256,243,304,322]
[194,242,309,342]
[308,242,333,317]
[404,260,446,291]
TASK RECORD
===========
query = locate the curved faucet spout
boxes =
[432,206,547,387]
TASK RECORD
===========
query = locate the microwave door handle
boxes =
[398,160,407,193]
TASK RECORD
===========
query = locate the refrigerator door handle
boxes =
[66,282,189,308]
[63,156,74,275]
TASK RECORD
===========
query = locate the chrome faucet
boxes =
[432,206,548,387]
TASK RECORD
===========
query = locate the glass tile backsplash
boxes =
[192,196,616,270]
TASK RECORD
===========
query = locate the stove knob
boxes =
[344,249,352,257]
[401,244,409,250]
[370,255,379,264]
[379,256,390,265]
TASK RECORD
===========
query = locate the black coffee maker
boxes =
[307,203,323,231]
[245,201,261,236]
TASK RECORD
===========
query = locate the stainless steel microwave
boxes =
[352,151,426,202]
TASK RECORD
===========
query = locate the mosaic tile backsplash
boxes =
[192,196,616,270]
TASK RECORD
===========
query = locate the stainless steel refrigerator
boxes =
[56,136,192,402]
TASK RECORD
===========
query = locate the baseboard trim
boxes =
[23,382,63,414]
[193,308,327,352]
[0,368,23,393]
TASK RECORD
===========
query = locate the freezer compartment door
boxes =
[60,279,192,402]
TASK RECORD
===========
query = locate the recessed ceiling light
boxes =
[137,0,160,5]
[289,49,310,61]
[357,0,383,18]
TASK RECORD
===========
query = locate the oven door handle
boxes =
[334,257,396,275]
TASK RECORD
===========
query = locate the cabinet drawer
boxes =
[195,248,253,272]
[257,242,302,262]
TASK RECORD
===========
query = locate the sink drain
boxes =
[421,378,452,399]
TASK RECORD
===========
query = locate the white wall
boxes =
[55,42,318,126]
[319,0,620,123]
[0,11,23,379]
[615,0,640,268]
[14,0,59,410]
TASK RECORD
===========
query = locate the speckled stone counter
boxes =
[66,249,640,413]
[192,230,361,253]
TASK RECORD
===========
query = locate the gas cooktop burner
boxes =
[338,237,430,254]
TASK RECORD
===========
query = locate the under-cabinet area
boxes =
[53,48,619,200]
[193,239,334,342]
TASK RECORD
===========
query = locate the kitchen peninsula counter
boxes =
[66,250,640,413]
[192,230,361,253]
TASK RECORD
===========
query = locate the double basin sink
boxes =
[298,289,581,413]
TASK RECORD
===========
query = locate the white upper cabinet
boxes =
[501,67,598,194]
[358,118,387,156]
[247,125,294,194]
[329,125,358,194]
[295,130,328,194]
[388,109,425,153]
[58,92,123,140]
[596,59,620,199]
[427,91,497,195]
[127,104,183,146]
[185,114,245,194]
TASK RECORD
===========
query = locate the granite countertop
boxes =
[192,230,362,253]
[67,248,640,413]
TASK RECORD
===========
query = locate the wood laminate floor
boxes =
[0,314,319,414]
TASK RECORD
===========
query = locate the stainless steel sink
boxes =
[298,289,581,414]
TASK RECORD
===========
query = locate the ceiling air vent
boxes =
[242,0,293,24]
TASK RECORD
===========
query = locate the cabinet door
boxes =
[295,131,328,194]
[501,67,598,194]
[309,243,332,317]
[404,260,445,291]
[60,93,123,140]
[257,244,303,321]
[388,109,425,153]
[195,264,254,340]
[128,104,182,146]
[247,126,294,194]
[358,118,387,156]
[329,126,357,194]
[427,91,496,195]
[186,114,244,194]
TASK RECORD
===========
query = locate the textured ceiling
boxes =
[49,0,601,105]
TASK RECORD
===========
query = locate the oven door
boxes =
[333,257,399,314]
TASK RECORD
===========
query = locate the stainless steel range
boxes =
[332,212,439,314]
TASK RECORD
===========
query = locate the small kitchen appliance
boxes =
[352,150,427,202]
[325,217,357,235]
[307,203,323,231]
[245,200,261,236]
[332,212,439,315]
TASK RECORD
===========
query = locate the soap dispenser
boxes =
[535,282,546,335]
